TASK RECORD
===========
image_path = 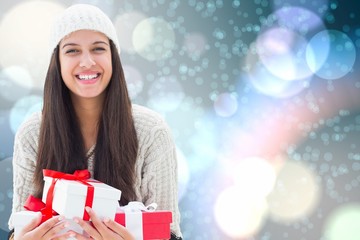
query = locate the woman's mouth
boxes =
[76,73,101,81]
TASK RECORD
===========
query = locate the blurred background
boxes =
[0,0,359,239]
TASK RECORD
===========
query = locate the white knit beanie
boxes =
[50,4,120,53]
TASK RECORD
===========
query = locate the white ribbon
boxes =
[119,202,158,240]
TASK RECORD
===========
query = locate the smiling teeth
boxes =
[78,74,98,80]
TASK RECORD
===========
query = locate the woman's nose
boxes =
[79,52,96,68]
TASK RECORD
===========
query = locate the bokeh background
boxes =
[0,0,359,239]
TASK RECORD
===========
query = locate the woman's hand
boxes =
[15,213,69,240]
[63,207,135,240]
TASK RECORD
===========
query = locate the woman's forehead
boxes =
[60,30,109,46]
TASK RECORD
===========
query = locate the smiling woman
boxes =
[7,4,182,240]
[59,30,113,102]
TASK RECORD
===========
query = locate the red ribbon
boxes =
[24,195,58,223]
[42,169,95,221]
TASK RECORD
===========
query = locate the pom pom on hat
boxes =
[50,4,120,53]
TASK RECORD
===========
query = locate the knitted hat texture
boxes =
[50,4,120,53]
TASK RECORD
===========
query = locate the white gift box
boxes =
[13,211,39,239]
[12,211,86,239]
[42,176,121,220]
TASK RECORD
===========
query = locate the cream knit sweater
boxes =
[8,104,182,238]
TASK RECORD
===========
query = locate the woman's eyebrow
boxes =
[62,43,78,49]
[61,41,109,49]
[93,41,109,46]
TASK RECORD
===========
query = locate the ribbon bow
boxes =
[24,195,58,223]
[43,169,91,180]
[43,169,94,221]
[120,201,158,213]
[24,169,95,222]
[117,202,158,240]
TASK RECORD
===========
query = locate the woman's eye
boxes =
[65,49,78,54]
[93,47,106,52]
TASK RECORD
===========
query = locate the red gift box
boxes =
[115,210,172,240]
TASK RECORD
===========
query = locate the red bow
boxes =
[24,195,58,223]
[42,169,95,221]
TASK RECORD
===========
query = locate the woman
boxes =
[8,4,182,240]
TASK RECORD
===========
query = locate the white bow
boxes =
[120,201,157,213]
[118,201,158,240]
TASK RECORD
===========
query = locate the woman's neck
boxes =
[71,95,104,151]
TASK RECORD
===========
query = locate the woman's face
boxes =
[59,30,112,101]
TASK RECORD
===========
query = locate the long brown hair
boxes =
[34,40,138,205]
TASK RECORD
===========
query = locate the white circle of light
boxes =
[273,6,326,34]
[256,27,313,81]
[10,95,43,133]
[271,0,329,18]
[267,160,321,223]
[0,66,33,102]
[114,11,147,54]
[132,17,175,61]
[0,1,65,89]
[323,203,360,240]
[245,43,311,98]
[213,92,238,117]
[232,157,276,197]
[147,76,185,112]
[214,186,268,238]
[309,30,356,80]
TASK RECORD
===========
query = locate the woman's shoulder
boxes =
[131,104,173,141]
[132,104,167,127]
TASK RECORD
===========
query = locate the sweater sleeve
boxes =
[8,113,40,230]
[134,106,182,238]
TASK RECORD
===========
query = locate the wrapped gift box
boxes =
[42,172,121,220]
[115,209,172,240]
[12,211,87,239]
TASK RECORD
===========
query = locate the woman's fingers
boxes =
[35,215,65,237]
[103,218,135,240]
[85,207,109,234]
[74,216,102,239]
[53,231,91,240]
[19,214,65,239]
[78,207,129,240]
[41,219,68,239]
[88,206,135,240]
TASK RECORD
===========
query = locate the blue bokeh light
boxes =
[0,1,359,239]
